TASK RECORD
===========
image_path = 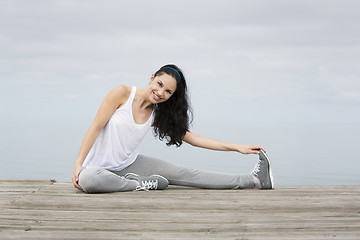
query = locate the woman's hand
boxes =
[236,145,266,155]
[72,164,83,191]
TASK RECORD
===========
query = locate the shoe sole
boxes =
[124,173,138,179]
[259,149,274,189]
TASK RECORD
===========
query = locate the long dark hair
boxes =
[152,64,193,147]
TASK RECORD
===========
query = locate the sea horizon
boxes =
[1,118,359,186]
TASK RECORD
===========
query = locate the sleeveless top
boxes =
[82,87,154,171]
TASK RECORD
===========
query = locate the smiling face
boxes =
[149,73,177,104]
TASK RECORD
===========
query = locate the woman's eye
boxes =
[167,90,172,94]
[158,82,163,87]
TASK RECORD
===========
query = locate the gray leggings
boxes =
[78,154,256,193]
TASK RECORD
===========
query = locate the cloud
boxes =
[0,0,359,124]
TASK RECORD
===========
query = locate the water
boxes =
[0,119,359,186]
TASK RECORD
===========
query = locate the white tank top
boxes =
[82,87,154,171]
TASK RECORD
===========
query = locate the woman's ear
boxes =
[149,74,155,84]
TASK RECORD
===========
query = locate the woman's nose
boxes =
[158,89,164,96]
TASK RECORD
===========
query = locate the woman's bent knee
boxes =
[78,167,137,193]
[78,167,106,193]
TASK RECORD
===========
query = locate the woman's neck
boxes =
[134,87,154,110]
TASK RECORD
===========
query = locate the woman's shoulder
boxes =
[113,84,132,92]
[105,84,133,108]
[111,84,132,98]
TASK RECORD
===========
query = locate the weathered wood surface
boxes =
[0,180,359,239]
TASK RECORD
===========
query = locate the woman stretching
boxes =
[72,64,274,193]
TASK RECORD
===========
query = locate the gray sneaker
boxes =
[252,149,274,189]
[125,173,169,191]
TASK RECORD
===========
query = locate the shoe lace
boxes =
[135,180,158,191]
[252,160,261,176]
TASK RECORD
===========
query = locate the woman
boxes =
[72,64,274,193]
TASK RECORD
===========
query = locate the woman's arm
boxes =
[72,85,130,190]
[182,131,265,155]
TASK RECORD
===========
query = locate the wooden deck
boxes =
[0,180,359,239]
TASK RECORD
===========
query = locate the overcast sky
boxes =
[1,0,359,125]
[0,1,359,183]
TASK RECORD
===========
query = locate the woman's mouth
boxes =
[153,92,162,101]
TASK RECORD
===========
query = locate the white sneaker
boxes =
[252,150,274,189]
[125,173,169,191]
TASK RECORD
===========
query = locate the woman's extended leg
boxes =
[115,155,256,189]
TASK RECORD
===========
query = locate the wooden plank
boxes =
[0,181,359,240]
